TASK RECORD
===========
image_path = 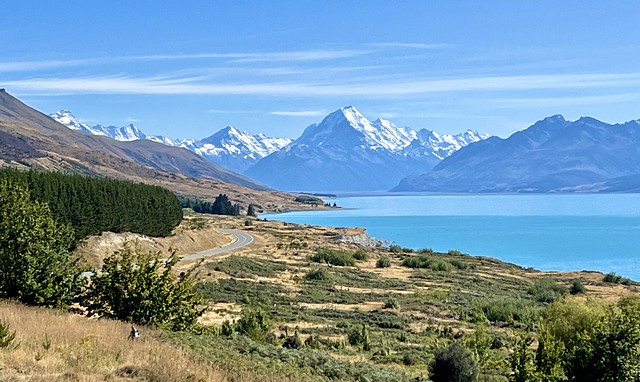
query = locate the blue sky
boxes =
[3,1,640,139]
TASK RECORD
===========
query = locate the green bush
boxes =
[310,248,355,266]
[402,255,455,272]
[603,272,630,285]
[477,298,542,325]
[0,320,16,349]
[348,324,370,350]
[235,310,270,343]
[389,244,403,253]
[82,244,203,331]
[282,333,303,349]
[569,280,586,295]
[305,268,331,281]
[383,297,400,310]
[430,342,478,382]
[527,278,567,303]
[449,259,468,270]
[353,248,369,261]
[376,256,391,268]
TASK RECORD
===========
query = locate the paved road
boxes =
[180,228,254,262]
[81,229,254,277]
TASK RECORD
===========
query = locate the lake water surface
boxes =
[262,194,640,280]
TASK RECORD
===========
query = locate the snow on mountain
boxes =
[50,111,149,141]
[406,129,489,160]
[394,115,640,193]
[50,110,290,173]
[177,126,292,173]
[49,110,94,135]
[246,106,489,192]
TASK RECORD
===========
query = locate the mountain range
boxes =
[394,114,640,192]
[246,107,488,191]
[11,89,640,194]
[50,110,291,173]
[53,106,488,192]
[0,89,311,212]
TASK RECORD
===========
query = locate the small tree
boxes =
[0,181,83,307]
[82,244,204,331]
[247,203,257,217]
[0,320,16,349]
[235,309,270,342]
[430,342,478,382]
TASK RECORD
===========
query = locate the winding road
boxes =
[81,229,254,277]
[180,228,254,262]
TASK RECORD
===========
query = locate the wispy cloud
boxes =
[493,93,640,108]
[368,42,452,49]
[0,58,99,73]
[207,109,256,114]
[8,72,640,97]
[269,110,327,117]
[0,48,371,74]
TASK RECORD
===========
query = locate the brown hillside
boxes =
[0,89,306,209]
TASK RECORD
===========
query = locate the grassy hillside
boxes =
[6,214,639,381]
[167,216,639,381]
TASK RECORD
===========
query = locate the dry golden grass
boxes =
[0,300,292,382]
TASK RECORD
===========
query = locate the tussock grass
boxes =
[0,300,282,382]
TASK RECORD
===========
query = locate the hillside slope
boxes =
[0,89,267,190]
[395,115,640,192]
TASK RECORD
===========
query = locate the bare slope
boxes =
[0,89,266,190]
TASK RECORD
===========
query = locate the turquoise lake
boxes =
[262,194,640,281]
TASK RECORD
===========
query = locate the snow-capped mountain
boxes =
[50,110,153,141]
[177,126,292,173]
[405,129,489,160]
[394,115,640,192]
[50,110,291,173]
[246,106,488,192]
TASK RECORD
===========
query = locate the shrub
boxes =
[569,280,586,295]
[376,256,391,268]
[348,324,370,350]
[305,268,331,281]
[389,244,403,253]
[430,342,478,382]
[449,259,468,270]
[527,278,567,303]
[221,320,234,336]
[402,352,418,366]
[353,248,369,261]
[603,272,630,285]
[383,297,400,310]
[402,255,454,272]
[82,244,203,331]
[477,298,542,325]
[235,310,270,342]
[310,248,355,266]
[0,320,16,349]
[282,333,303,349]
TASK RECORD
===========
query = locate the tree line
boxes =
[179,194,241,216]
[0,180,202,330]
[0,169,183,239]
